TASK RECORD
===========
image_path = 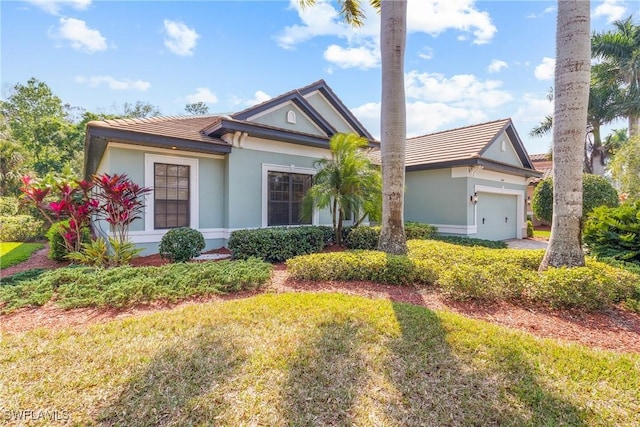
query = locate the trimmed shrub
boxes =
[531,263,637,310]
[345,223,437,250]
[46,220,91,261]
[286,250,431,285]
[584,201,640,264]
[317,225,351,247]
[0,197,20,216]
[159,227,206,263]
[0,268,48,287]
[228,226,325,263]
[439,262,535,301]
[532,175,619,224]
[0,215,45,242]
[345,226,380,249]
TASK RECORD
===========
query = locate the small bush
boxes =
[405,223,437,240]
[66,237,142,267]
[317,225,351,247]
[344,226,380,249]
[0,215,45,242]
[228,227,324,263]
[46,221,91,261]
[159,227,206,263]
[527,220,534,238]
[0,197,20,216]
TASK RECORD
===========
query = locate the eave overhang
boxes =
[406,157,543,178]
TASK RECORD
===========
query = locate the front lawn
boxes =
[0,242,43,269]
[1,293,638,426]
[534,229,551,239]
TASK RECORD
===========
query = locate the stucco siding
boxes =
[482,132,523,166]
[250,102,325,136]
[108,147,145,232]
[304,92,355,134]
[405,169,467,225]
[198,157,225,228]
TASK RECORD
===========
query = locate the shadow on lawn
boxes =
[388,302,587,426]
[98,327,246,426]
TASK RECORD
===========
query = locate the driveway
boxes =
[505,238,548,249]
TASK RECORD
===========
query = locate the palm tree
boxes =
[592,16,640,137]
[299,0,408,254]
[539,0,590,270]
[302,133,382,246]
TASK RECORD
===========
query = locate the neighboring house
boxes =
[84,80,375,255]
[372,119,542,240]
[85,80,541,255]
[527,153,553,226]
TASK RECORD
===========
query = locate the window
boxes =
[267,171,312,226]
[154,163,190,229]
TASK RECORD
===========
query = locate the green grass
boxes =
[1,293,637,426]
[0,242,43,269]
[534,229,551,239]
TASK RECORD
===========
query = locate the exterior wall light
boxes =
[470,192,479,205]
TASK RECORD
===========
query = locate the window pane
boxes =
[267,171,312,226]
[154,163,190,229]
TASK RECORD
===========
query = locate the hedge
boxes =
[228,226,325,263]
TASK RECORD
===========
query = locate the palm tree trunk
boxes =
[629,115,639,138]
[540,0,590,269]
[377,0,407,255]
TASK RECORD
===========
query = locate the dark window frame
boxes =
[267,171,312,226]
[154,162,190,229]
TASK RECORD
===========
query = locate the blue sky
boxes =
[2,0,638,155]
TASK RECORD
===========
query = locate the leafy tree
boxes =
[540,0,590,270]
[0,125,29,195]
[122,101,161,118]
[609,135,640,201]
[299,0,408,255]
[302,133,382,246]
[532,175,619,224]
[185,102,209,115]
[0,77,79,175]
[592,16,640,137]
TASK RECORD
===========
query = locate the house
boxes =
[85,80,541,255]
[373,119,542,240]
[527,153,552,226]
[84,80,375,255]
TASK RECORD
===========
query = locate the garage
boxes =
[475,192,518,240]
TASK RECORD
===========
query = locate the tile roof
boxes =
[404,118,511,167]
[529,153,551,162]
[87,115,227,145]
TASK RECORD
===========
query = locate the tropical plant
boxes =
[302,133,381,246]
[592,15,640,137]
[609,135,640,201]
[540,0,591,270]
[584,201,640,264]
[185,102,209,115]
[298,0,408,254]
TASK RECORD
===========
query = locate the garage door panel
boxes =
[476,192,517,240]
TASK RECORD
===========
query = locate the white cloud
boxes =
[185,87,218,104]
[488,59,508,73]
[405,70,513,109]
[163,19,199,56]
[75,75,150,91]
[593,0,627,23]
[527,5,556,19]
[54,18,107,53]
[407,0,497,45]
[25,0,91,15]
[323,44,379,69]
[534,57,555,81]
[513,92,554,124]
[418,47,434,60]
[230,90,272,107]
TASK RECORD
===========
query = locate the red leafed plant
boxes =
[92,173,151,244]
[21,175,97,254]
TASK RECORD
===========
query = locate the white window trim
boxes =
[144,154,199,232]
[262,163,318,227]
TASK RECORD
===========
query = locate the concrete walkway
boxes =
[505,238,548,249]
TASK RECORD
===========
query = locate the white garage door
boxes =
[476,192,518,240]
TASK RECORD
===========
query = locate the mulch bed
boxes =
[1,244,639,355]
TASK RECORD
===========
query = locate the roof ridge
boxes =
[96,114,221,127]
[407,118,511,141]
